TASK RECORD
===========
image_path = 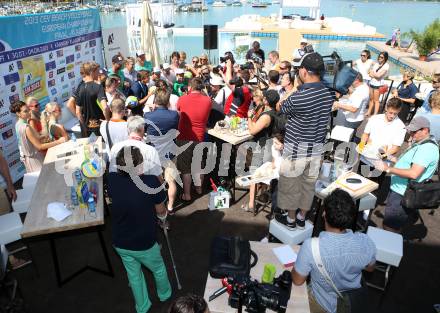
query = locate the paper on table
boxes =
[272,245,297,268]
[47,202,72,222]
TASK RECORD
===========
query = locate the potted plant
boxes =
[405,19,440,61]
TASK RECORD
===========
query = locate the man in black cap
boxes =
[276,52,335,231]
[108,54,126,91]
[379,116,439,233]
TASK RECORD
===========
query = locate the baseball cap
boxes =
[98,68,108,76]
[300,37,308,44]
[298,52,324,74]
[406,116,430,132]
[263,89,280,107]
[153,67,161,73]
[136,51,145,57]
[210,76,225,86]
[162,63,170,70]
[125,96,139,108]
[175,68,185,75]
[112,55,124,64]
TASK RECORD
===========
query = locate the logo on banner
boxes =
[89,40,96,48]
[49,52,54,60]
[0,120,12,130]
[108,33,114,45]
[62,84,68,90]
[1,129,13,140]
[85,50,90,56]
[45,61,56,72]
[57,50,64,58]
[3,73,19,85]
[49,71,54,79]
[57,67,66,75]
[20,55,48,100]
[66,64,74,71]
[10,85,16,93]
[62,91,69,100]
[8,63,14,72]
[50,88,57,96]
[0,99,5,109]
[17,61,23,70]
[76,53,81,59]
[0,111,10,119]
[66,55,74,64]
[68,72,75,79]
[60,75,65,82]
[75,45,81,52]
[48,79,56,87]
[8,94,19,105]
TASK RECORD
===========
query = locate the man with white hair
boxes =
[109,115,162,178]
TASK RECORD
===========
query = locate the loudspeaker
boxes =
[204,25,218,50]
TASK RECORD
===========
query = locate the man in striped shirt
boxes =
[276,52,335,230]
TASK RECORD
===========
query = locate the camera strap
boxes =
[311,238,343,299]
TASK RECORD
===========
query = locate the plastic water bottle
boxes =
[70,186,79,208]
[71,132,77,143]
[88,196,96,217]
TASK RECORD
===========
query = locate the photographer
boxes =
[276,53,335,230]
[246,41,265,64]
[293,38,310,61]
[222,59,252,118]
[210,76,231,111]
[292,189,376,313]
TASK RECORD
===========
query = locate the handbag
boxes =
[401,139,440,210]
[311,238,370,313]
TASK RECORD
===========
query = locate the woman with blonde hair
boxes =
[40,102,69,141]
[10,101,66,172]
[26,96,42,134]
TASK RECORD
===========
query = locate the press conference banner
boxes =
[0,9,103,180]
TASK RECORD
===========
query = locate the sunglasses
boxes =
[279,67,287,70]
[360,54,367,57]
[378,56,384,59]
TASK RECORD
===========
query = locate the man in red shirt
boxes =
[177,78,212,201]
[223,77,252,118]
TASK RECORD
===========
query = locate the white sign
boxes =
[102,27,130,69]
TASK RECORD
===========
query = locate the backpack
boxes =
[263,110,287,136]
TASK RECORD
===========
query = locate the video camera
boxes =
[220,51,235,64]
[208,237,292,313]
[249,53,263,65]
[321,51,358,95]
[227,271,293,313]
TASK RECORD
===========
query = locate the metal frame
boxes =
[24,225,114,287]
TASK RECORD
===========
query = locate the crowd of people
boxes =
[4,42,440,313]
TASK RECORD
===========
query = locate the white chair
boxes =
[330,125,355,143]
[358,193,377,231]
[366,226,403,291]
[0,212,32,270]
[22,171,40,188]
[12,187,34,214]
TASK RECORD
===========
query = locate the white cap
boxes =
[162,63,170,70]
[300,37,308,44]
[153,67,161,73]
[210,76,225,86]
[136,50,145,57]
[175,68,185,75]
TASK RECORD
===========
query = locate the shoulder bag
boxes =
[311,238,369,313]
[401,139,440,210]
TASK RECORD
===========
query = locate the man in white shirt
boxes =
[358,98,406,203]
[210,76,231,111]
[334,73,369,130]
[99,98,129,158]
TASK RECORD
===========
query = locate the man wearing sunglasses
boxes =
[379,116,439,233]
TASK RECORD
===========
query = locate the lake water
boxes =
[101,0,440,73]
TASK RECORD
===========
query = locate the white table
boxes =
[203,241,310,313]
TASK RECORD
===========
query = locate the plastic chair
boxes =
[0,212,32,271]
[22,171,40,188]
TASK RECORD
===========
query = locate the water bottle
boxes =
[70,186,79,208]
[71,132,76,143]
[88,196,96,217]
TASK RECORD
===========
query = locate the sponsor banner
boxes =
[0,9,103,181]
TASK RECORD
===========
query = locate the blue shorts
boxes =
[383,190,417,229]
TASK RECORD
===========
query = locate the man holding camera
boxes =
[276,52,335,230]
[246,41,265,64]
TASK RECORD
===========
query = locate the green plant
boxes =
[404,19,440,56]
